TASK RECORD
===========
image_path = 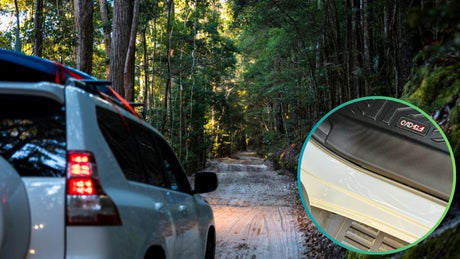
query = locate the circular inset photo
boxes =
[298,96,456,254]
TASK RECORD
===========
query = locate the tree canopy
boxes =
[1,0,458,174]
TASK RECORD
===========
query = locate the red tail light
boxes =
[68,178,96,195]
[68,152,93,177]
[66,151,121,225]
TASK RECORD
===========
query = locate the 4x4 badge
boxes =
[397,117,429,135]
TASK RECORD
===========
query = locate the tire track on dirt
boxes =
[202,152,306,259]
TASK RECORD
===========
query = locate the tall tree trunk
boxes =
[320,0,327,109]
[178,6,191,161]
[361,0,370,95]
[111,0,133,96]
[33,0,44,57]
[350,0,359,97]
[168,0,175,140]
[99,0,112,78]
[123,0,140,102]
[397,0,420,97]
[186,0,197,165]
[179,75,183,160]
[142,28,150,120]
[150,17,158,125]
[74,0,94,74]
[383,0,391,95]
[14,0,21,52]
[345,0,352,100]
[361,0,370,66]
[162,0,174,139]
[330,0,344,104]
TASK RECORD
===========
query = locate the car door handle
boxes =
[179,205,187,216]
[154,202,165,212]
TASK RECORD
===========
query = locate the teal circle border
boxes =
[296,96,457,255]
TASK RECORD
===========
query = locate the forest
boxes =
[1,0,458,173]
[1,0,459,256]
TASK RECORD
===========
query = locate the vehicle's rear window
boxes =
[0,95,66,177]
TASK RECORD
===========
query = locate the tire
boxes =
[0,156,31,258]
[144,246,166,259]
[204,228,216,259]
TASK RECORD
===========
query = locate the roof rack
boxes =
[0,48,93,83]
[66,78,141,118]
[0,49,142,118]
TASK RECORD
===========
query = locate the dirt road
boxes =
[202,152,306,258]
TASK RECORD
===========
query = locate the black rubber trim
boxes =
[312,99,453,201]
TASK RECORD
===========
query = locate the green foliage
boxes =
[2,0,458,182]
[346,252,390,259]
[403,0,460,112]
[234,0,329,152]
[402,0,460,165]
[400,226,460,259]
[401,2,460,256]
[232,0,460,169]
[403,61,460,110]
[132,0,240,172]
[0,34,10,49]
[0,0,240,173]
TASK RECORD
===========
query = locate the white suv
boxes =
[0,78,217,258]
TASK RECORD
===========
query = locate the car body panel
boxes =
[0,82,65,103]
[23,178,66,258]
[65,183,175,259]
[165,189,202,258]
[0,157,30,259]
